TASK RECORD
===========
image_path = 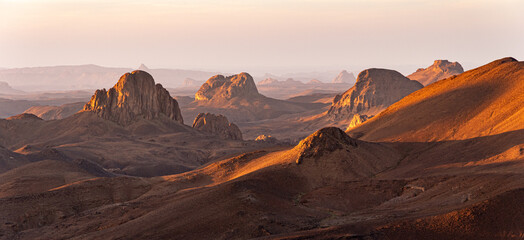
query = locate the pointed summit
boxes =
[138,63,150,71]
[331,70,356,84]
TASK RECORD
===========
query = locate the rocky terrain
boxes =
[192,113,243,140]
[24,102,85,120]
[82,70,184,125]
[0,64,220,91]
[183,72,325,122]
[328,68,423,120]
[0,81,23,94]
[0,57,522,240]
[346,114,373,130]
[331,70,356,83]
[408,60,464,86]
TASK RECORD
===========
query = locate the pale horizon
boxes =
[1,0,523,75]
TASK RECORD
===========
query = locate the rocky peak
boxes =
[258,78,279,85]
[408,60,464,86]
[6,113,43,121]
[332,70,356,84]
[195,72,259,101]
[346,114,373,131]
[255,134,278,143]
[294,127,358,164]
[327,68,423,120]
[192,113,242,140]
[138,64,150,71]
[82,70,183,125]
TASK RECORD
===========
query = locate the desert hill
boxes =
[192,113,243,140]
[0,64,220,91]
[408,59,464,86]
[0,71,278,177]
[183,72,326,122]
[328,68,423,120]
[82,70,184,125]
[0,81,23,94]
[331,70,356,84]
[24,102,85,120]
[0,58,522,239]
[349,57,524,142]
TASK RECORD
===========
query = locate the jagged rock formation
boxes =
[6,113,42,121]
[346,114,373,131]
[408,60,464,86]
[254,134,278,143]
[349,57,524,141]
[332,70,356,84]
[294,127,358,164]
[327,69,423,120]
[82,70,183,125]
[195,73,260,101]
[192,113,242,140]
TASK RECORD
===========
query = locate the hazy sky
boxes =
[1,0,523,74]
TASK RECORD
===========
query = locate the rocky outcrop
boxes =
[294,127,358,164]
[6,113,42,121]
[192,113,242,140]
[332,70,356,84]
[327,69,423,120]
[254,134,277,143]
[82,70,183,125]
[408,60,464,86]
[195,73,260,101]
[346,114,373,131]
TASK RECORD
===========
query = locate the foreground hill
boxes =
[349,57,524,142]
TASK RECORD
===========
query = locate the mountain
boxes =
[184,73,324,122]
[192,113,242,140]
[24,102,85,120]
[349,57,524,142]
[82,70,184,125]
[327,68,423,120]
[0,65,220,91]
[258,77,280,85]
[408,60,464,86]
[331,70,356,84]
[0,81,23,94]
[195,73,260,102]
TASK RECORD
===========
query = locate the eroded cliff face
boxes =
[192,113,242,140]
[346,114,373,131]
[327,68,423,120]
[408,60,464,86]
[195,73,260,102]
[82,70,183,125]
